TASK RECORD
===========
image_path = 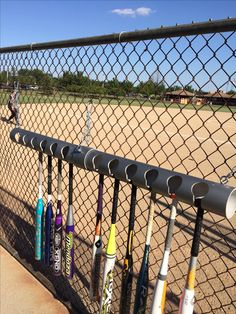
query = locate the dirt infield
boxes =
[0,101,235,313]
[8,101,236,179]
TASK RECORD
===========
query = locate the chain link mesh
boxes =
[0,20,235,313]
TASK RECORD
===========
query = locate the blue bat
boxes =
[35,152,44,261]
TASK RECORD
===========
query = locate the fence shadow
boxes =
[1,186,234,314]
[0,189,90,313]
[155,198,236,263]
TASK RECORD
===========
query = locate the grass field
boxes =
[1,89,236,112]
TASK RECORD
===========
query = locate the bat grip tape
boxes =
[38,152,43,189]
[69,163,73,205]
[47,155,52,195]
[191,201,204,257]
[97,174,104,215]
[129,184,137,229]
[57,159,62,195]
[111,179,120,224]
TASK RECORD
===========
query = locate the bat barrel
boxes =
[35,198,44,260]
[10,128,236,219]
[54,215,62,275]
[65,225,74,279]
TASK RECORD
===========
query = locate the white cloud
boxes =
[112,7,154,18]
[111,8,136,17]
[136,7,153,16]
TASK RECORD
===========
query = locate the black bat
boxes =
[44,155,54,266]
[90,173,104,301]
[119,184,137,314]
[134,192,156,313]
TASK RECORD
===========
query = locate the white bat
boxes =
[178,201,204,314]
[151,196,177,314]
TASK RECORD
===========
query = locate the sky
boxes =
[0,0,236,47]
[0,1,235,91]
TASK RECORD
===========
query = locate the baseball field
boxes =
[0,95,235,313]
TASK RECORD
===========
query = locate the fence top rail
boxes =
[0,18,235,53]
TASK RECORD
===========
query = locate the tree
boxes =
[58,71,91,91]
[227,90,235,95]
[58,71,76,89]
[40,74,54,94]
[184,85,195,93]
[121,80,134,95]
[18,69,36,86]
[105,78,125,96]
[166,85,182,92]
[0,71,7,84]
[137,80,155,97]
[153,82,166,96]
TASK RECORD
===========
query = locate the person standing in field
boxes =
[7,88,20,127]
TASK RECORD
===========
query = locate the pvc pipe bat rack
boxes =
[10,128,236,219]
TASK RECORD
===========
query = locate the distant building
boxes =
[165,89,236,106]
[165,89,195,104]
[202,91,236,106]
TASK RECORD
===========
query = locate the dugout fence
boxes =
[0,18,236,313]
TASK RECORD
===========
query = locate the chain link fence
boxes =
[0,19,236,313]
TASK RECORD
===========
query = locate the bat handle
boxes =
[44,208,54,266]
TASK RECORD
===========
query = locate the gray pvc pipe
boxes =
[84,149,138,181]
[10,128,236,219]
[10,128,93,163]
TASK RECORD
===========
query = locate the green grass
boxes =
[1,90,235,113]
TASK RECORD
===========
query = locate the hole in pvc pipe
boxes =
[49,143,57,155]
[192,182,209,200]
[23,134,33,146]
[39,140,47,152]
[126,164,138,181]
[226,188,236,219]
[31,137,37,148]
[15,132,21,142]
[167,175,182,195]
[92,154,103,170]
[61,146,70,159]
[145,169,159,189]
[108,159,119,176]
[22,135,28,145]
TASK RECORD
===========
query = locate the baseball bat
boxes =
[151,194,177,314]
[65,163,74,279]
[178,200,204,314]
[44,155,54,266]
[90,174,104,301]
[134,191,156,314]
[100,178,120,314]
[119,184,137,314]
[35,152,44,261]
[53,159,63,275]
